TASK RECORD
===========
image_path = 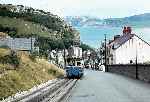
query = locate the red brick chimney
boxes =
[123,27,126,35]
[127,27,132,34]
[123,26,132,35]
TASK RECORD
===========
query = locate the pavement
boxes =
[66,69,150,102]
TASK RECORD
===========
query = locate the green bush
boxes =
[29,51,38,61]
[48,69,57,75]
[0,45,10,49]
[48,68,63,78]
[0,51,20,68]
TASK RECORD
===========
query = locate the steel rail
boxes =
[42,79,77,102]
[11,79,67,102]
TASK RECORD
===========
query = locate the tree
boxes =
[80,43,94,51]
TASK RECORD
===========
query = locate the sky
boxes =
[1,0,150,18]
[1,0,150,48]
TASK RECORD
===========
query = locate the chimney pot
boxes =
[123,26,132,35]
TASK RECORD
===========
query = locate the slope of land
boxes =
[0,48,64,100]
[0,4,79,39]
[0,4,80,57]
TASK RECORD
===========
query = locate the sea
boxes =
[76,27,150,48]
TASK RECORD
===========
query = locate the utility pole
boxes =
[61,33,66,68]
[104,34,107,72]
[100,41,103,65]
[135,44,138,79]
[64,47,66,68]
[56,48,58,64]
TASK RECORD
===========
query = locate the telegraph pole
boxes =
[104,34,107,72]
[135,45,138,79]
[64,47,66,68]
[61,33,66,68]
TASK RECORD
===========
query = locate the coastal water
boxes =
[76,27,150,48]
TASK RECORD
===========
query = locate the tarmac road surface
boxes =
[66,69,150,102]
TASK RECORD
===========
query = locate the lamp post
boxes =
[64,46,66,68]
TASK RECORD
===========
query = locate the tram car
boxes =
[65,66,84,79]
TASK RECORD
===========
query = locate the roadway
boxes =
[65,69,150,102]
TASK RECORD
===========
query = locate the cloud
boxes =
[1,0,150,18]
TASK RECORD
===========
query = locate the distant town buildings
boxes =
[82,50,98,68]
[82,50,91,60]
[67,46,83,66]
[103,27,150,65]
[48,50,65,68]
[48,46,83,68]
[68,46,82,58]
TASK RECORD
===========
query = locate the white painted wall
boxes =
[57,51,64,66]
[114,35,150,64]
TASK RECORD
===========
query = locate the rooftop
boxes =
[108,27,134,49]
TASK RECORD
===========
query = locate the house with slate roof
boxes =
[107,27,150,64]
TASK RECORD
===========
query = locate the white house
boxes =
[107,27,150,64]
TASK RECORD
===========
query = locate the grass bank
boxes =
[0,48,64,100]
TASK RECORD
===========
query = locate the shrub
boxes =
[0,45,10,49]
[29,51,39,61]
[48,69,57,75]
[0,50,20,68]
[47,68,63,78]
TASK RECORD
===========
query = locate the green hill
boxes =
[0,4,69,100]
[0,16,50,37]
[0,4,80,56]
[0,4,78,39]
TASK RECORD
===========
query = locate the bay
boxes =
[76,27,150,48]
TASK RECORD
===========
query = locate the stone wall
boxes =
[107,64,150,83]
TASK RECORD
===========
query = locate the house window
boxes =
[130,60,133,64]
[111,57,113,61]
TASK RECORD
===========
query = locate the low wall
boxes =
[107,64,150,83]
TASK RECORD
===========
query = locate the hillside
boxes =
[0,4,79,39]
[0,16,50,37]
[64,13,150,28]
[0,48,64,100]
[0,4,80,57]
